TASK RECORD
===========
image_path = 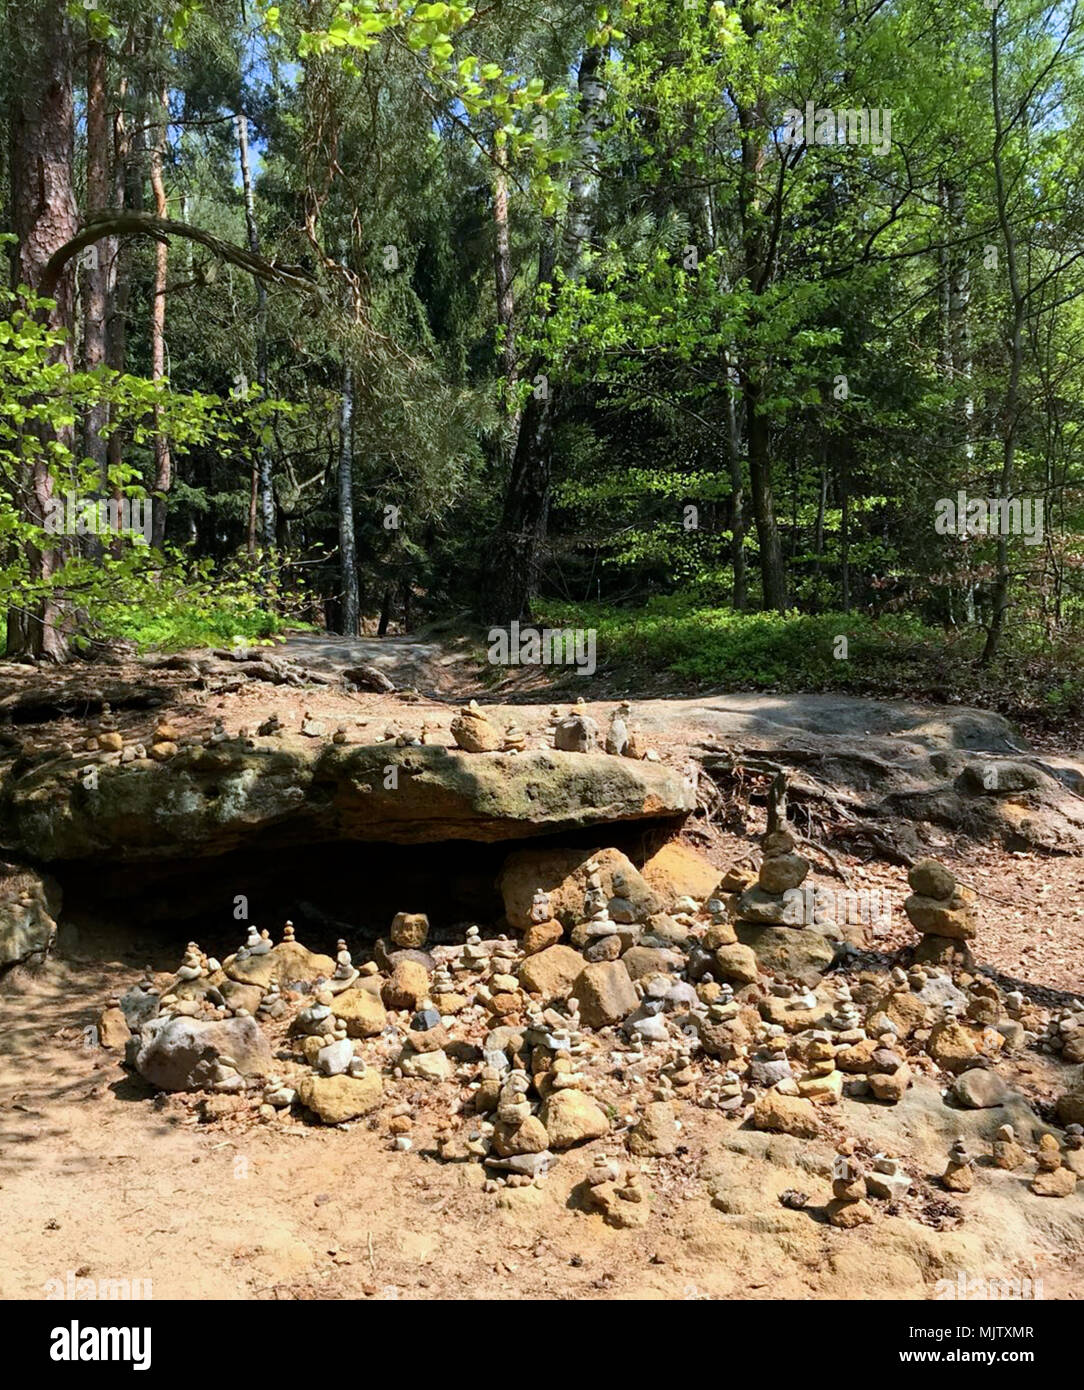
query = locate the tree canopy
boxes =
[0,0,1082,717]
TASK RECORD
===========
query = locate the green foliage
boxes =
[0,277,299,650]
[94,552,309,652]
[7,0,1084,684]
[539,596,1084,725]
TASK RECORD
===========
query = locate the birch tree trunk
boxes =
[338,362,359,636]
[237,111,275,551]
[149,79,171,550]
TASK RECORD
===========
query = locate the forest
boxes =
[2,0,1084,721]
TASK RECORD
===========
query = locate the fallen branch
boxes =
[825,820,913,867]
[793,831,853,885]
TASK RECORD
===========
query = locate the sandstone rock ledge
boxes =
[0,740,695,862]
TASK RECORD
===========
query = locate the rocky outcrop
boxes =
[499,846,661,931]
[0,741,694,862]
[0,862,60,968]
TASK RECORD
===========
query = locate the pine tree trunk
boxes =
[840,449,851,614]
[105,34,133,557]
[6,0,79,660]
[486,50,604,623]
[736,43,787,615]
[83,36,110,495]
[746,383,787,611]
[487,310,556,623]
[493,139,520,455]
[983,14,1024,665]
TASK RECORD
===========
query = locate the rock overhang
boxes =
[0,739,696,863]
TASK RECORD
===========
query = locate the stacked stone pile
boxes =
[102,844,1080,1216]
[904,858,977,966]
[734,829,810,926]
[450,700,502,752]
[1041,1002,1084,1064]
[440,698,657,759]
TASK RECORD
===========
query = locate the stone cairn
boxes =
[1031,1133,1077,1197]
[1041,1000,1084,1064]
[150,719,178,762]
[450,700,501,752]
[329,939,358,993]
[579,858,620,961]
[866,1153,910,1201]
[97,703,123,754]
[904,858,977,966]
[734,828,811,928]
[942,1138,974,1193]
[828,1141,873,1227]
[582,1154,650,1228]
[991,1123,1028,1171]
[502,724,527,753]
[605,702,631,756]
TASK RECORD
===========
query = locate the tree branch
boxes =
[40,210,319,303]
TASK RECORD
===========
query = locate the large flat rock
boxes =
[0,740,694,862]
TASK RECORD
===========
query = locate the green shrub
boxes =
[537,596,1084,725]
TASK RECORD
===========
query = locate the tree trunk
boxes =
[105,33,133,558]
[726,354,747,611]
[982,13,1024,665]
[149,79,171,549]
[840,449,851,614]
[83,35,110,495]
[237,111,275,550]
[814,454,827,558]
[486,50,604,623]
[487,284,556,622]
[6,0,79,660]
[735,40,787,614]
[560,49,603,276]
[338,362,359,636]
[943,172,978,622]
[746,382,787,611]
[247,464,258,557]
[493,139,520,454]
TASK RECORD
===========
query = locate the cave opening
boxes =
[46,819,679,971]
